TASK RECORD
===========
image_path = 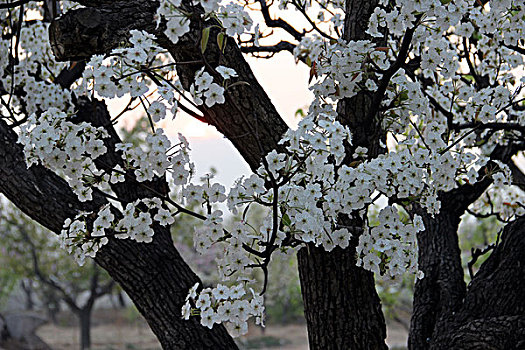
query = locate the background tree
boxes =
[0,201,115,350]
[0,1,524,350]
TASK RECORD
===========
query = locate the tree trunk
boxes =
[117,291,126,309]
[296,0,388,348]
[298,245,387,350]
[21,280,35,311]
[408,210,466,349]
[428,216,525,349]
[78,310,91,350]
[3,1,387,349]
[409,145,524,350]
[44,289,61,324]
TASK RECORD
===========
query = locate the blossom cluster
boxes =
[82,31,165,99]
[18,108,109,201]
[60,197,178,265]
[0,20,71,117]
[117,130,193,184]
[158,0,252,43]
[182,283,264,337]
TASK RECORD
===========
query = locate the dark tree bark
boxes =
[429,216,525,349]
[294,1,389,348]
[409,144,525,349]
[3,0,525,349]
[0,117,239,350]
[298,245,387,350]
[409,209,466,349]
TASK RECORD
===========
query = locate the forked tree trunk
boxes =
[409,146,525,350]
[427,216,525,349]
[6,0,501,349]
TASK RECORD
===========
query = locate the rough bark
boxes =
[298,245,387,350]
[429,216,525,349]
[49,1,159,62]
[8,0,525,349]
[293,0,388,348]
[78,310,91,350]
[45,1,389,350]
[49,0,288,170]
[409,143,525,349]
[409,210,466,350]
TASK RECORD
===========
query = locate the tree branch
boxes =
[240,41,296,55]
[257,0,303,41]
[0,105,239,349]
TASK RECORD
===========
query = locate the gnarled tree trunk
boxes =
[429,216,525,349]
[410,145,525,349]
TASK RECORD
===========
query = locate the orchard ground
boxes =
[36,309,408,349]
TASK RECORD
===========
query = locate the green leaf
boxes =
[282,214,291,227]
[201,27,210,54]
[463,74,475,83]
[217,32,226,52]
[399,90,409,102]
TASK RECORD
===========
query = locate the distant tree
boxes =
[0,202,115,350]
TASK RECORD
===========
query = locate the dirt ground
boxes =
[36,310,408,349]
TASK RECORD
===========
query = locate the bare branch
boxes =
[240,41,296,55]
[257,0,304,41]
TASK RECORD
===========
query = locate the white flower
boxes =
[200,0,220,13]
[181,301,192,320]
[413,215,425,232]
[208,183,227,203]
[147,101,166,122]
[225,320,249,337]
[217,301,234,321]
[195,70,213,90]
[332,228,351,249]
[243,175,266,196]
[165,17,190,44]
[212,284,231,301]
[216,66,238,80]
[196,293,212,310]
[187,282,200,300]
[154,208,174,226]
[204,83,225,107]
[265,150,286,177]
[200,308,217,328]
